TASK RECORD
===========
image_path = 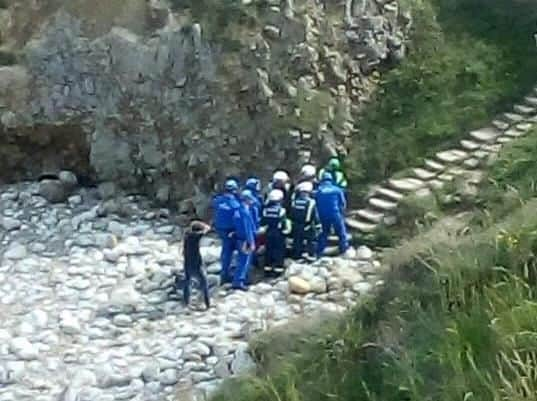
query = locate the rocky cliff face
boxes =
[0,0,410,215]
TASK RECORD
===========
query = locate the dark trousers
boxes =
[292,225,316,259]
[265,230,286,268]
[183,261,210,309]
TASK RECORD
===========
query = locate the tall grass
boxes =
[210,198,537,401]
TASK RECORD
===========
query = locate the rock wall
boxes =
[0,0,411,215]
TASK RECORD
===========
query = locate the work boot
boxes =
[273,266,285,275]
[263,265,274,277]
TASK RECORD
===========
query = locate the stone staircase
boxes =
[345,87,537,234]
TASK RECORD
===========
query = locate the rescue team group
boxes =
[180,157,349,309]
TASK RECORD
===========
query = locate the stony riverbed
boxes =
[0,182,380,401]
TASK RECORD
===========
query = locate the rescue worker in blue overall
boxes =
[245,177,262,266]
[231,190,257,291]
[245,177,263,213]
[316,172,349,257]
[212,179,241,284]
[262,189,292,276]
[290,181,319,261]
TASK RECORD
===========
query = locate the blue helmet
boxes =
[245,177,261,192]
[321,171,333,182]
[241,189,256,203]
[224,179,239,192]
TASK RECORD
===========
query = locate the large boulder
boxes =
[38,179,68,203]
[288,276,312,294]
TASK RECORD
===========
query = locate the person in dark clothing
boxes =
[290,181,319,261]
[182,220,212,309]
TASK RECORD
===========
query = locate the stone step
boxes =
[504,128,526,138]
[514,104,535,115]
[496,136,513,144]
[369,197,398,211]
[412,168,437,180]
[473,149,490,159]
[492,120,510,130]
[424,159,446,172]
[463,158,480,169]
[375,187,404,201]
[356,208,385,224]
[524,96,537,107]
[516,122,533,132]
[438,173,455,182]
[414,188,432,198]
[460,139,481,150]
[503,112,525,123]
[482,143,502,153]
[446,167,466,176]
[345,217,377,233]
[435,149,469,163]
[428,179,444,190]
[469,127,501,142]
[388,177,425,192]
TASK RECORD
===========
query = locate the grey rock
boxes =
[159,369,178,386]
[38,179,68,203]
[10,337,39,360]
[141,361,160,383]
[1,216,22,231]
[231,344,256,375]
[58,170,78,190]
[4,243,27,260]
[113,314,133,327]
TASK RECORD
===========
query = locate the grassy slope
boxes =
[347,0,537,198]
[210,121,537,401]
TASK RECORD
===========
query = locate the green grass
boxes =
[347,0,537,199]
[210,195,537,401]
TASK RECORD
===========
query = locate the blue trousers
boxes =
[292,224,316,259]
[266,230,286,268]
[183,261,210,308]
[218,231,235,282]
[232,240,253,287]
[317,214,349,256]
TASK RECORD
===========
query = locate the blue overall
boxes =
[262,202,289,269]
[290,194,319,259]
[315,181,349,256]
[232,204,256,288]
[213,193,240,282]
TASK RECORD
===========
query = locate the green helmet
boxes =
[328,157,341,171]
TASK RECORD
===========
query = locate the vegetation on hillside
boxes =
[209,115,537,401]
[347,0,537,198]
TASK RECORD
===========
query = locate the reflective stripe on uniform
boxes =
[305,199,315,224]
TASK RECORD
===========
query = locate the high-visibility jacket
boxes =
[318,168,348,190]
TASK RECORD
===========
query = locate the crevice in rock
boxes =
[0,124,92,184]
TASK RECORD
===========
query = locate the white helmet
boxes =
[268,189,284,202]
[300,164,316,178]
[296,181,314,193]
[273,170,289,182]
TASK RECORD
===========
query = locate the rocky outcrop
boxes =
[0,0,411,214]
